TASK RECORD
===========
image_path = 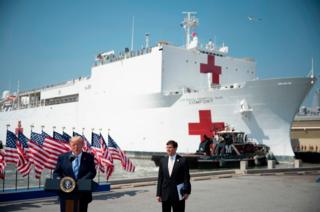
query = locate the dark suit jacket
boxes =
[53,151,96,202]
[156,154,191,202]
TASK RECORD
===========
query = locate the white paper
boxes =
[177,183,184,200]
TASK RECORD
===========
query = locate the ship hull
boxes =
[0,77,314,156]
[294,151,320,163]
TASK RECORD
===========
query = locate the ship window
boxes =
[44,94,79,106]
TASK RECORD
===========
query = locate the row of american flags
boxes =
[0,129,135,180]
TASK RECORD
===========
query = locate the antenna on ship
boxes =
[311,57,314,78]
[181,11,199,48]
[17,80,20,110]
[131,16,135,51]
[145,33,150,49]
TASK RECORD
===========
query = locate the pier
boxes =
[0,165,319,212]
[291,116,320,151]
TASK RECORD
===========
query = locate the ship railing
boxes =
[0,99,44,112]
[198,48,226,57]
[94,47,152,67]
[41,76,89,91]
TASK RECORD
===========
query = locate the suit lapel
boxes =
[163,156,170,177]
[78,152,86,178]
[171,155,181,177]
[66,152,75,178]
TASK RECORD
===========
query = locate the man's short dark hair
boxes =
[166,140,178,148]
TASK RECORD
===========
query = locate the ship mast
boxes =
[181,11,199,48]
[131,16,135,51]
[311,57,314,78]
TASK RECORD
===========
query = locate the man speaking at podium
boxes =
[54,136,96,212]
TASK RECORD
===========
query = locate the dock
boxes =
[291,116,320,152]
[0,166,319,212]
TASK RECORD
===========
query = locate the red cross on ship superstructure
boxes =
[200,55,222,84]
[188,110,225,142]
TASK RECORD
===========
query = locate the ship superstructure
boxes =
[0,12,314,156]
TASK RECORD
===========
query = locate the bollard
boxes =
[219,160,225,168]
[294,159,302,168]
[268,160,275,169]
[240,160,248,171]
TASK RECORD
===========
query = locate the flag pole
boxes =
[6,124,19,191]
[27,173,30,190]
[50,124,54,177]
[3,125,9,192]
[50,125,54,177]
[92,128,100,183]
[28,124,34,190]
[15,170,18,191]
[99,128,103,182]
[2,171,4,192]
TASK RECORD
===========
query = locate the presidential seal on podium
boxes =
[60,176,76,193]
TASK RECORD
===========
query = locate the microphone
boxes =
[69,154,76,162]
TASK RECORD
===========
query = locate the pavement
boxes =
[0,172,319,212]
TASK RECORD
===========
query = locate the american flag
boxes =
[53,131,69,143]
[63,131,71,142]
[73,131,92,152]
[29,132,51,178]
[16,132,32,177]
[100,134,114,180]
[108,135,135,172]
[0,150,5,179]
[42,131,51,138]
[5,130,19,164]
[42,132,70,169]
[18,132,32,162]
[91,132,114,179]
[91,132,104,167]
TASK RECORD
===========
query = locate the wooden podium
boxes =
[45,177,97,212]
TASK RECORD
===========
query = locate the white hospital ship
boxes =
[0,12,314,156]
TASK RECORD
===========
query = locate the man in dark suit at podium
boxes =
[156,140,191,212]
[54,136,96,212]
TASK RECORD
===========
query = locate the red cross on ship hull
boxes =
[188,110,225,142]
[200,55,222,84]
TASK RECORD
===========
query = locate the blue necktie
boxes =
[73,157,79,179]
